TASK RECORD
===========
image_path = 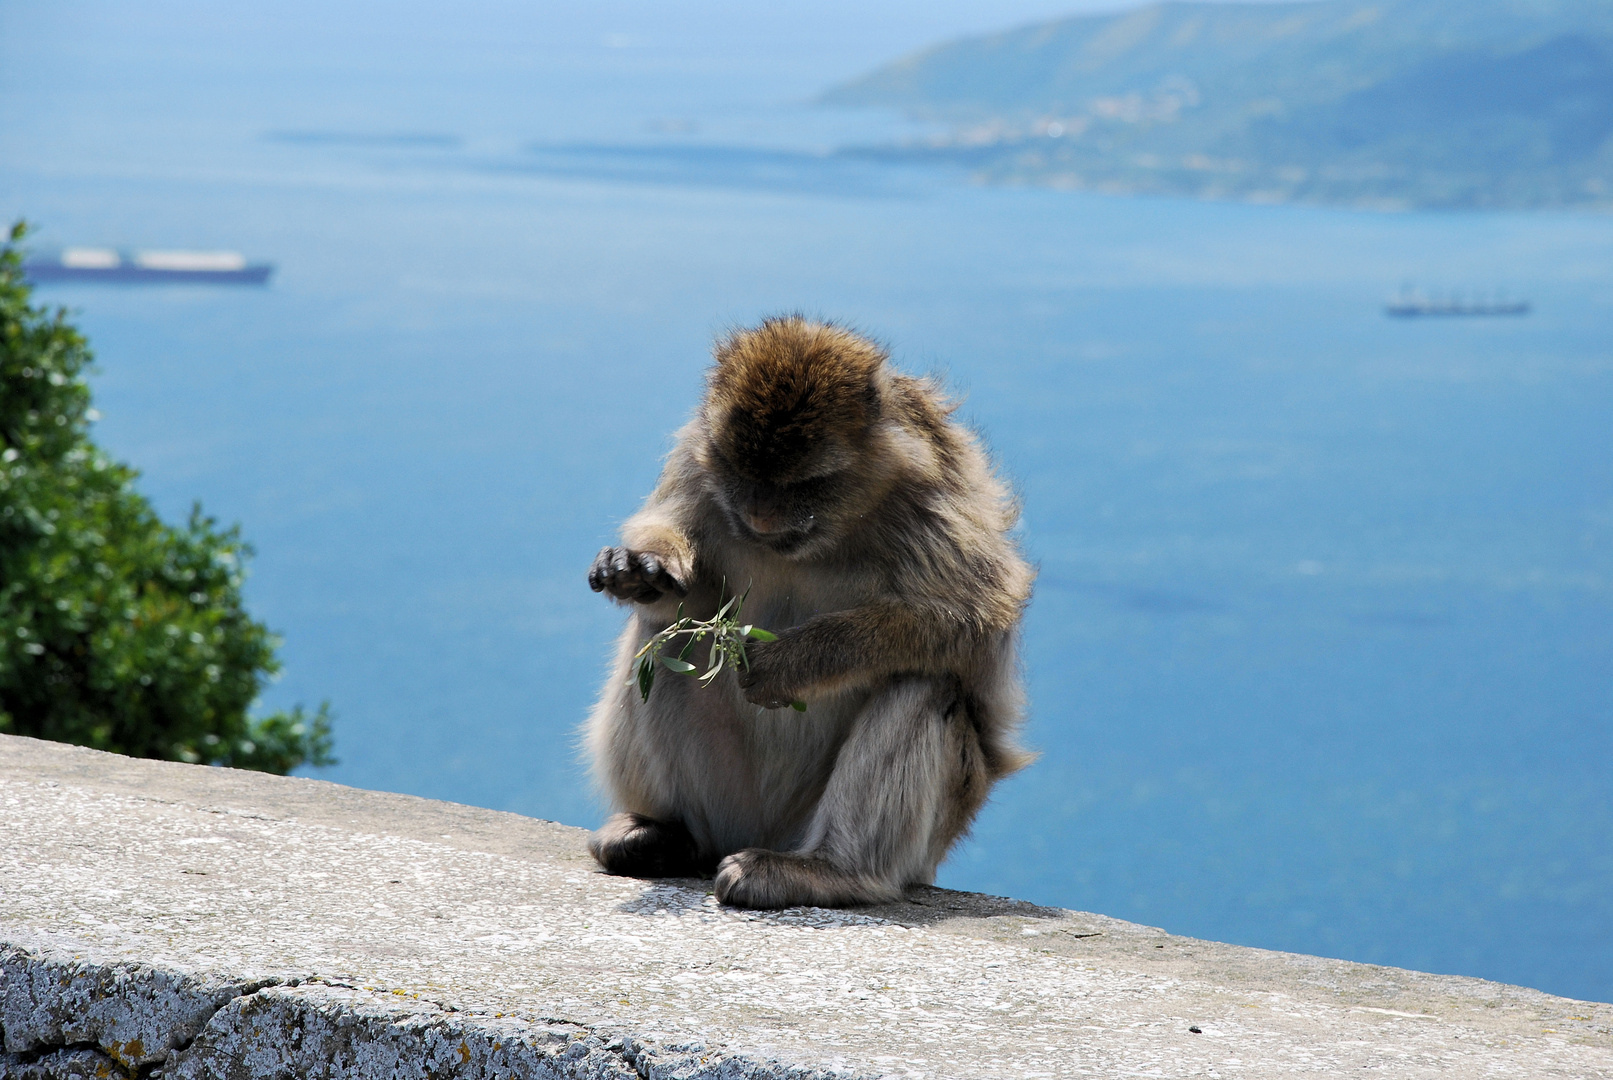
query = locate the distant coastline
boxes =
[823,0,1613,211]
[837,138,1613,212]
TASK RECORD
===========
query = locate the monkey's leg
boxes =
[589,812,704,878]
[715,677,991,909]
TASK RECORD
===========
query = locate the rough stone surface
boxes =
[1,1047,123,1080]
[1,946,272,1070]
[1,735,1609,1079]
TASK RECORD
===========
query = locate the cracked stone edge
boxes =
[0,937,870,1080]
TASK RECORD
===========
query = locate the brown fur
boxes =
[584,316,1034,908]
[706,320,886,484]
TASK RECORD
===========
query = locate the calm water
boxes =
[3,1,1609,1002]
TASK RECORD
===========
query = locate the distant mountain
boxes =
[824,0,1613,208]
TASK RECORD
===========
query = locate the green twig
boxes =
[630,586,805,711]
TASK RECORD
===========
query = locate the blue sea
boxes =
[3,1,1609,1003]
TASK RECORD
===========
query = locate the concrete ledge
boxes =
[1,943,825,1080]
[1,735,1609,1079]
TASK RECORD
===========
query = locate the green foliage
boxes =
[0,222,334,773]
[632,587,804,710]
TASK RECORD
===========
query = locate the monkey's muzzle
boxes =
[743,508,788,535]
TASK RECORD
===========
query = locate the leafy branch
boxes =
[631,586,805,711]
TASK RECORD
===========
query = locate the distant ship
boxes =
[1385,287,1529,318]
[23,248,273,285]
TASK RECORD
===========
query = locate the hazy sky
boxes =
[0,1,1307,97]
[6,0,1300,155]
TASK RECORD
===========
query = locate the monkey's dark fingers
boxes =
[634,551,689,598]
[587,546,685,603]
[736,640,777,697]
[735,667,771,693]
[588,546,642,598]
[737,671,793,709]
[587,546,622,593]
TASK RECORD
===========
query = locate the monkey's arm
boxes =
[738,504,1033,706]
[735,597,1015,708]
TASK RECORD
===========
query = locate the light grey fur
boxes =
[584,321,1032,908]
[585,449,1026,908]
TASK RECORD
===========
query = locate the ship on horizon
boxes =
[23,247,273,285]
[1385,287,1529,318]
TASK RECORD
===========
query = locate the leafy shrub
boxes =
[0,222,333,773]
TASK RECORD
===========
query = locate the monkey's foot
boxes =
[588,813,703,878]
[714,849,900,909]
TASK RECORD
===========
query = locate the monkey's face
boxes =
[701,317,890,556]
[708,443,853,556]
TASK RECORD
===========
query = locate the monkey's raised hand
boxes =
[588,547,688,604]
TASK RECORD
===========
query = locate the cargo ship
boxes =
[22,248,273,285]
[1385,288,1529,318]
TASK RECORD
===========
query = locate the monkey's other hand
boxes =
[587,547,688,603]
[736,638,801,709]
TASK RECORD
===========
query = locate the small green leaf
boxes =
[745,627,778,641]
[701,653,726,683]
[638,661,655,701]
[660,656,697,673]
[791,700,807,712]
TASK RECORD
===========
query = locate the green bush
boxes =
[0,222,333,773]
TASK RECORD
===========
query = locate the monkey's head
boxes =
[699,317,892,556]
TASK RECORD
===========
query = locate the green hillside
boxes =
[825,0,1613,208]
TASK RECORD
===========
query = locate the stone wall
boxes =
[2,735,1609,1079]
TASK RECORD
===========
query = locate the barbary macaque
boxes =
[584,316,1033,908]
